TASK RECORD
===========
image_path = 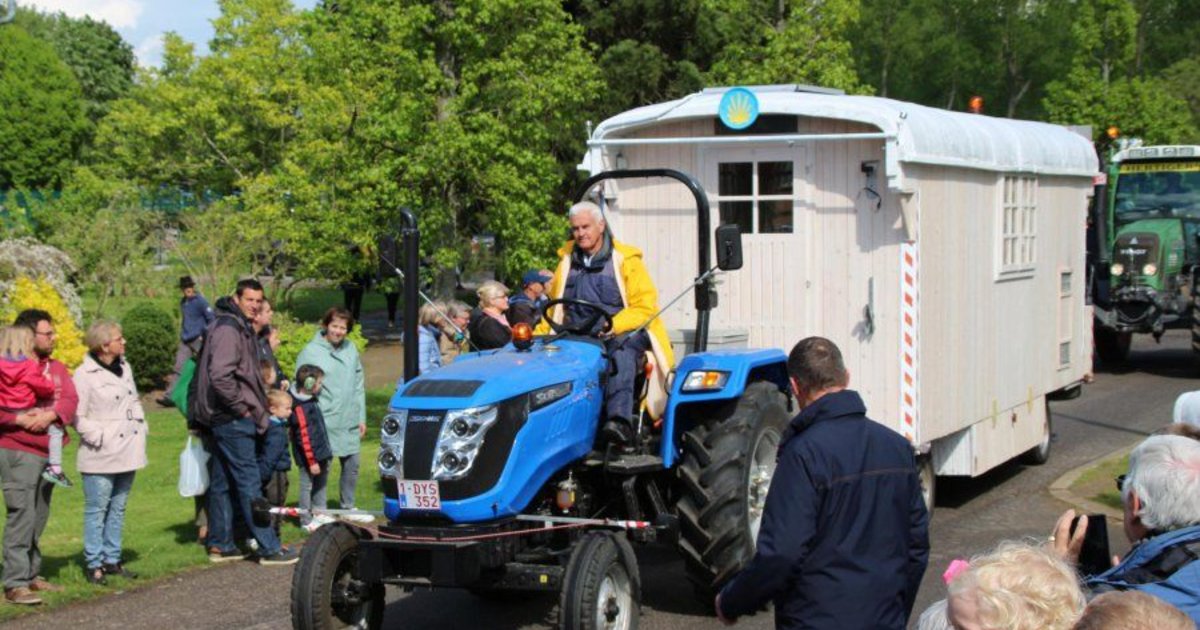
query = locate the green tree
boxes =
[0,25,88,188]
[1043,0,1194,147]
[298,0,602,284]
[1160,56,1200,143]
[567,0,712,118]
[703,0,864,91]
[14,7,135,126]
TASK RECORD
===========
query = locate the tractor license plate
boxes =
[396,480,441,510]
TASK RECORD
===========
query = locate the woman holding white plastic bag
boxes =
[73,321,147,586]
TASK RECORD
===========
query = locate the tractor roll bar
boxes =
[572,169,714,352]
[400,208,420,383]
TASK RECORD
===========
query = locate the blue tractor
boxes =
[290,170,793,629]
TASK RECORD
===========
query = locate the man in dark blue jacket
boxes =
[161,276,214,406]
[716,337,929,629]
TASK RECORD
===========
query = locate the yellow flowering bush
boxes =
[0,276,87,369]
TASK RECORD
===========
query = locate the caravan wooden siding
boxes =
[603,116,907,435]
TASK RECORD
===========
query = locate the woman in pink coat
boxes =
[73,321,147,586]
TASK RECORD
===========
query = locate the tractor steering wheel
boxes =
[541,298,615,336]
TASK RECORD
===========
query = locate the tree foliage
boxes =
[14,7,135,126]
[0,25,87,188]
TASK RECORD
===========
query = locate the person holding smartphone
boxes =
[1049,435,1200,623]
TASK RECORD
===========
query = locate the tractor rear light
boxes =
[681,370,730,392]
[1142,263,1157,276]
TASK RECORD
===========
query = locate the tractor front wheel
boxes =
[676,381,790,601]
[559,532,640,630]
[291,523,385,630]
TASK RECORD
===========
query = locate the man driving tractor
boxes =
[536,201,675,447]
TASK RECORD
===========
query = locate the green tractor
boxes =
[1092,145,1200,363]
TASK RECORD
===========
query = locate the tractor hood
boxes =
[389,338,605,411]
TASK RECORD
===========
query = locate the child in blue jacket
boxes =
[258,361,293,537]
[290,365,333,531]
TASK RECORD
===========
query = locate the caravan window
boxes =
[999,175,1038,276]
[716,160,795,234]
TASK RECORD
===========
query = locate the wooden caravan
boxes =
[578,85,1098,479]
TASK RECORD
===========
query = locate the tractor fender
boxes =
[660,348,789,467]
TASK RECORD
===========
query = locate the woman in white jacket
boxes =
[73,321,147,586]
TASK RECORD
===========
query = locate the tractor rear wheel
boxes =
[291,523,385,630]
[1094,325,1131,364]
[1191,290,1200,355]
[676,381,790,601]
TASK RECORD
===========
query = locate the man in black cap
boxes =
[507,269,553,327]
[160,276,215,406]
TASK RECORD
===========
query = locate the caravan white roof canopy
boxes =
[580,85,1100,191]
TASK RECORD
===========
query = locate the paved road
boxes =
[6,331,1196,629]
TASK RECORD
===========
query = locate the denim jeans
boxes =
[208,418,281,556]
[298,463,329,526]
[337,453,360,509]
[82,472,135,569]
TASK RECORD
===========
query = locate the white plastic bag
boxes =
[178,436,210,497]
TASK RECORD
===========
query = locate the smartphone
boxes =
[1070,513,1111,576]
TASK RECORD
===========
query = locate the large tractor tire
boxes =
[676,381,790,600]
[1191,290,1200,355]
[291,523,385,630]
[559,531,640,630]
[1094,325,1131,364]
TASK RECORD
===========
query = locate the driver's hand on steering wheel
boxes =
[598,320,614,339]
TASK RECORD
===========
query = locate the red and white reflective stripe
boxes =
[899,224,920,444]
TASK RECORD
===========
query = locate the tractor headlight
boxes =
[1111,263,1125,276]
[432,405,499,480]
[681,370,730,392]
[378,409,407,476]
[1142,263,1157,276]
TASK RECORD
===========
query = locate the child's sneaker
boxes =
[302,520,323,533]
[259,546,300,566]
[41,467,72,488]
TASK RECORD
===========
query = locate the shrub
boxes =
[120,303,176,390]
[0,276,86,369]
[274,314,368,382]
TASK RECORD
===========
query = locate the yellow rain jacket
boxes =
[536,239,676,419]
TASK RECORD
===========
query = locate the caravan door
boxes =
[702,146,812,350]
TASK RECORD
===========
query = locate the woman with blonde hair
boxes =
[73,321,147,585]
[468,281,512,350]
[414,301,445,374]
[944,541,1086,630]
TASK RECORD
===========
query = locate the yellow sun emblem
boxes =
[719,87,759,130]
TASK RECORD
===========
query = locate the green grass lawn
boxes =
[1070,453,1130,512]
[0,387,394,621]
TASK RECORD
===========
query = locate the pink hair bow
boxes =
[942,559,970,585]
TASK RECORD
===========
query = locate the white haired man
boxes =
[1051,435,1200,622]
[535,201,674,447]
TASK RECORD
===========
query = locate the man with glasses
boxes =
[1050,435,1200,622]
[0,310,78,604]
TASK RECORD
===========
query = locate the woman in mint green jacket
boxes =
[294,307,369,520]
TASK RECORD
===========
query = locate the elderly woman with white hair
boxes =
[468,281,512,350]
[1050,434,1200,623]
[73,320,147,586]
[438,300,471,364]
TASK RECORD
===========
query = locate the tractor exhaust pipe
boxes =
[400,208,420,383]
